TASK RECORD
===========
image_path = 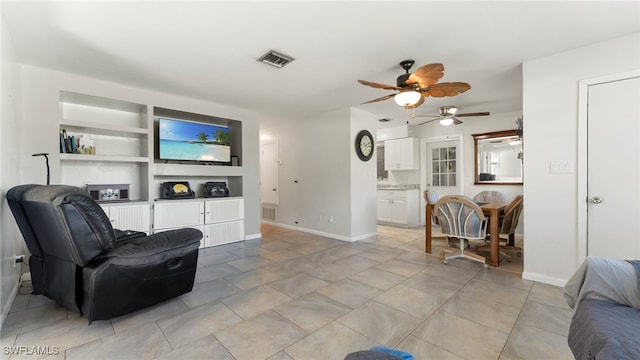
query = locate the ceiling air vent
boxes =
[258,50,295,68]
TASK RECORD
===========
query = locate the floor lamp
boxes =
[32,153,50,185]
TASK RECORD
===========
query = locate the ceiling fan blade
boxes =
[427,82,472,97]
[411,114,440,118]
[453,117,463,125]
[456,112,490,117]
[361,93,395,104]
[417,118,441,126]
[408,63,445,88]
[357,80,402,91]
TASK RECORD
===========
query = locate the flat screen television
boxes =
[158,117,231,164]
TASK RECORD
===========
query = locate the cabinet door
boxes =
[377,196,392,222]
[204,220,245,247]
[106,204,150,233]
[205,199,244,224]
[397,138,418,170]
[154,201,204,229]
[384,142,399,170]
[390,197,408,224]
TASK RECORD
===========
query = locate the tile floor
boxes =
[1,224,574,360]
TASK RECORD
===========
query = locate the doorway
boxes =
[260,142,278,221]
[578,71,640,260]
[420,135,463,224]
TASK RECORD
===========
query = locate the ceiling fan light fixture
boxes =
[439,117,455,126]
[394,90,421,107]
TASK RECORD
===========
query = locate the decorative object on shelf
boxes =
[86,184,130,203]
[204,182,229,198]
[60,128,96,155]
[161,181,195,200]
[78,135,96,155]
[355,129,374,161]
[32,153,50,185]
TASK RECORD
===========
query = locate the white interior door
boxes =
[260,142,278,205]
[587,75,640,259]
[420,136,463,224]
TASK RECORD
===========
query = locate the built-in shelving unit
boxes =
[57,91,247,245]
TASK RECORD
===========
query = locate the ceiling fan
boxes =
[412,105,490,126]
[358,60,471,109]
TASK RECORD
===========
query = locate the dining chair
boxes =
[434,195,488,266]
[473,190,507,203]
[476,194,524,262]
[423,189,440,224]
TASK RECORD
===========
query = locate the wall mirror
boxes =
[472,129,523,185]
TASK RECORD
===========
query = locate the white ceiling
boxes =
[2,1,639,123]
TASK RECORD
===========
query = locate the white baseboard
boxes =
[262,221,377,242]
[1,274,22,329]
[522,271,567,287]
[244,233,262,240]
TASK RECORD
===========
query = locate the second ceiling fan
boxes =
[358,60,471,109]
[412,105,490,126]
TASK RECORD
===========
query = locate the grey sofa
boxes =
[563,257,640,359]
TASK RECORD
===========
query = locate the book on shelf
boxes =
[60,128,96,155]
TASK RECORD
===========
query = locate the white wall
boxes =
[1,15,24,326]
[260,107,378,241]
[523,32,640,285]
[350,108,378,239]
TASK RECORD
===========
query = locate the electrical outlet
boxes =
[14,254,25,266]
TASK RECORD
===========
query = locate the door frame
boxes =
[260,140,279,205]
[577,70,640,263]
[420,134,464,225]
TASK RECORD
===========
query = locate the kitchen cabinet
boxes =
[384,137,418,170]
[377,189,419,227]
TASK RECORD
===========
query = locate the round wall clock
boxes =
[355,130,374,161]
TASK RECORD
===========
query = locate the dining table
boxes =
[425,201,508,267]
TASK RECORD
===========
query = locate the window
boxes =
[431,146,456,187]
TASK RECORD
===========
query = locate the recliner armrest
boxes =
[97,228,202,265]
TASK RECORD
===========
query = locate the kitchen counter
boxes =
[377,184,420,191]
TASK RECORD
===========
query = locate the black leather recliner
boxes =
[7,184,202,323]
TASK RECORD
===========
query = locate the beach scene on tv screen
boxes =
[159,118,231,162]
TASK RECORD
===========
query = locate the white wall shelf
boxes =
[60,153,150,163]
[61,119,148,138]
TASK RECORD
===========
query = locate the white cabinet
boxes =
[377,189,419,227]
[154,201,205,229]
[384,137,419,170]
[153,198,244,248]
[101,203,151,234]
